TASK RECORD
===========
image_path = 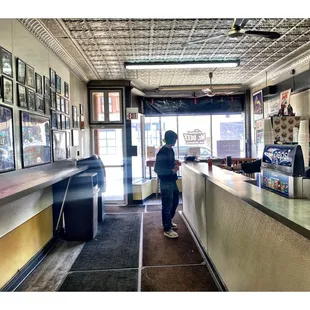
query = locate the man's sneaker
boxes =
[171,222,178,229]
[164,229,179,238]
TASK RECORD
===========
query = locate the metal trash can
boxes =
[77,155,106,222]
[64,172,99,241]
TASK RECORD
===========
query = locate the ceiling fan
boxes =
[184,18,281,46]
[197,72,235,97]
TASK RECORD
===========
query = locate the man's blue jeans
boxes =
[160,180,179,232]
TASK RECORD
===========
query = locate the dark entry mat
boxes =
[71,213,141,270]
[59,269,138,291]
[104,205,145,213]
[143,212,203,266]
[147,204,183,212]
[141,265,218,291]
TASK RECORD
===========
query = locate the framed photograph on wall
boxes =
[52,130,67,161]
[66,131,71,159]
[44,76,50,97]
[80,114,84,130]
[56,94,61,111]
[1,76,13,105]
[26,64,35,89]
[56,75,61,94]
[0,105,15,173]
[80,104,84,115]
[253,90,263,121]
[26,88,36,111]
[56,113,61,130]
[60,97,65,113]
[50,68,56,89]
[20,111,51,168]
[51,111,57,129]
[50,89,56,110]
[65,116,70,129]
[72,129,79,146]
[17,83,27,108]
[65,99,69,115]
[0,47,13,77]
[44,96,50,115]
[16,58,26,84]
[61,114,66,130]
[35,73,43,95]
[36,95,44,113]
[64,81,69,98]
[72,106,77,128]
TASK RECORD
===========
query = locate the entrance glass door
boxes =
[93,128,125,204]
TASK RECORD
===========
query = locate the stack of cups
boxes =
[298,119,309,167]
[263,118,274,145]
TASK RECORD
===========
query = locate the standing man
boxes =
[154,130,180,238]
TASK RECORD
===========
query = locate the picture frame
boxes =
[0,105,15,173]
[16,58,26,84]
[65,99,69,115]
[66,131,71,159]
[26,88,36,111]
[56,113,61,130]
[17,83,27,108]
[50,68,56,89]
[253,90,263,121]
[80,114,85,130]
[36,95,44,113]
[52,130,67,162]
[72,129,79,146]
[56,74,61,94]
[35,73,43,95]
[1,76,13,105]
[65,116,70,129]
[20,111,51,168]
[61,114,66,130]
[26,64,35,89]
[44,96,50,115]
[72,105,77,128]
[56,94,61,111]
[51,111,57,129]
[60,97,65,113]
[0,47,13,77]
[80,104,84,115]
[50,89,56,110]
[64,81,69,98]
[44,76,50,97]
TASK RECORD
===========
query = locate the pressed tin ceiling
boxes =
[19,18,310,96]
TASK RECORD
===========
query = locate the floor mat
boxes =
[147,204,183,212]
[143,212,203,266]
[59,269,138,291]
[141,265,218,291]
[70,213,141,270]
[104,205,145,214]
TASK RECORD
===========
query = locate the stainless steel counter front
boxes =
[182,162,310,291]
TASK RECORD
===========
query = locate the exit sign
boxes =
[126,108,139,120]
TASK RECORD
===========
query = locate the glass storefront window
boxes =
[108,92,121,121]
[211,114,245,158]
[131,115,143,179]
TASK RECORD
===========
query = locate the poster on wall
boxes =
[0,105,15,173]
[253,90,264,120]
[279,89,291,115]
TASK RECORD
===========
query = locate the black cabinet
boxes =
[64,172,99,241]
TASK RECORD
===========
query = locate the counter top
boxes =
[183,162,310,240]
[0,165,88,206]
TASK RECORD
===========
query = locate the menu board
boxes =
[216,140,240,158]
[21,111,51,168]
[262,145,295,167]
[262,169,289,197]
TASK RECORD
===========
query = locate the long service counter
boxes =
[182,162,310,291]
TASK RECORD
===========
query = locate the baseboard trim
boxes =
[1,235,61,292]
[179,211,228,292]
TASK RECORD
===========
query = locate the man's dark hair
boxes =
[164,130,178,144]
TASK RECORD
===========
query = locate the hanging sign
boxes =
[183,129,206,145]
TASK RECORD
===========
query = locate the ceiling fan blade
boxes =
[183,34,227,46]
[245,30,281,39]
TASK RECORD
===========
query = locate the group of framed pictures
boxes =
[0,46,14,105]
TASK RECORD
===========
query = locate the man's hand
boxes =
[172,165,180,173]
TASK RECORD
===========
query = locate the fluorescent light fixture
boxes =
[124,61,239,70]
[159,84,242,91]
